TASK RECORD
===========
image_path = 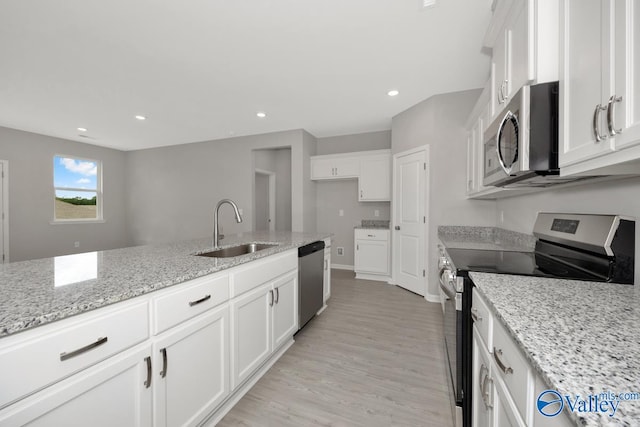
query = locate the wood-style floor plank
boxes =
[218,269,454,427]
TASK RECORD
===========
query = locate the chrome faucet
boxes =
[213,199,243,249]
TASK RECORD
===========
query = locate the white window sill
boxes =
[50,219,106,225]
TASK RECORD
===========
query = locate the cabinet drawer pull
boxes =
[60,336,108,361]
[471,308,482,322]
[160,348,168,378]
[493,347,513,375]
[607,94,623,135]
[593,104,608,142]
[188,294,211,307]
[367,234,375,237]
[144,356,152,388]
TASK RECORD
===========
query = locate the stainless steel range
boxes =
[438,213,635,427]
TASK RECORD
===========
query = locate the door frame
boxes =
[254,169,276,231]
[390,145,431,301]
[1,160,8,263]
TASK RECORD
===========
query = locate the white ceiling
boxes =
[0,0,492,151]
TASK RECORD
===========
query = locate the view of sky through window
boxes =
[54,156,97,197]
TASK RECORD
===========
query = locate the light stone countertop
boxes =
[470,272,640,427]
[438,226,536,252]
[0,231,330,339]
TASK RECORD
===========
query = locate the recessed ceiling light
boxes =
[388,90,400,97]
[77,127,87,132]
[423,0,437,8]
[135,115,147,121]
[256,112,267,118]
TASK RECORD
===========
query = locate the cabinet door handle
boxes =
[60,336,108,361]
[502,80,509,102]
[356,244,359,250]
[275,287,280,304]
[607,94,623,135]
[395,226,400,231]
[593,104,608,142]
[160,348,168,378]
[269,289,274,306]
[493,347,513,375]
[188,294,211,307]
[482,372,493,409]
[471,308,482,322]
[144,356,152,388]
[360,190,363,198]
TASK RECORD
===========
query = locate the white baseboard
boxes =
[424,292,440,303]
[354,272,392,282]
[331,264,354,271]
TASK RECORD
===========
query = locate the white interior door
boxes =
[0,160,6,263]
[392,148,427,296]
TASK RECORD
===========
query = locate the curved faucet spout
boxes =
[213,199,243,249]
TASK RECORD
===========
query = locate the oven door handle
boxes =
[439,279,456,301]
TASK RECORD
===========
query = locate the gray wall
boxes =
[392,90,496,298]
[125,129,313,246]
[301,131,318,233]
[496,176,640,285]
[0,126,130,261]
[316,130,392,267]
[253,148,292,231]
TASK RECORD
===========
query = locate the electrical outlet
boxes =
[337,247,344,256]
[74,241,80,248]
[374,210,380,217]
[339,209,344,217]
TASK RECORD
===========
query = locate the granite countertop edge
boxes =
[0,231,332,339]
[470,272,639,426]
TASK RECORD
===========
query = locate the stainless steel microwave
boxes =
[483,81,562,187]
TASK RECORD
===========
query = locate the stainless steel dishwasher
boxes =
[297,240,325,330]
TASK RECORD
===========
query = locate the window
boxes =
[53,156,102,221]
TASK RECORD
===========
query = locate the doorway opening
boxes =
[1,160,8,263]
[252,148,292,231]
[254,169,276,231]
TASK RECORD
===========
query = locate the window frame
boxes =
[52,154,104,224]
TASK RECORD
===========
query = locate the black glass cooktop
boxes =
[445,248,608,282]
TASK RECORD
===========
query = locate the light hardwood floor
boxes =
[218,269,454,427]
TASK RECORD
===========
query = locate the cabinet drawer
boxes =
[153,273,229,334]
[354,229,389,241]
[0,300,149,409]
[472,288,493,349]
[229,250,297,298]
[492,316,532,420]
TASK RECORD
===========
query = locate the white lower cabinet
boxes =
[354,229,390,280]
[230,269,297,390]
[472,288,573,427]
[0,249,302,427]
[0,344,153,426]
[152,305,229,427]
[323,239,331,304]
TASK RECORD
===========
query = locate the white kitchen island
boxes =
[0,231,330,426]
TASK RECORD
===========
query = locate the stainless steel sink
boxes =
[196,243,278,258]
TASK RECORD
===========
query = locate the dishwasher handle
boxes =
[298,241,326,257]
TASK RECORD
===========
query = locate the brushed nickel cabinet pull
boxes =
[493,347,513,374]
[188,294,211,307]
[160,348,168,378]
[144,356,152,388]
[60,336,108,361]
[275,287,280,304]
[471,308,482,322]
[269,290,274,307]
[607,94,623,135]
[593,104,608,142]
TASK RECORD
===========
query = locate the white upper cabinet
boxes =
[560,0,640,175]
[486,0,559,121]
[311,150,391,202]
[310,155,359,180]
[359,153,391,201]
